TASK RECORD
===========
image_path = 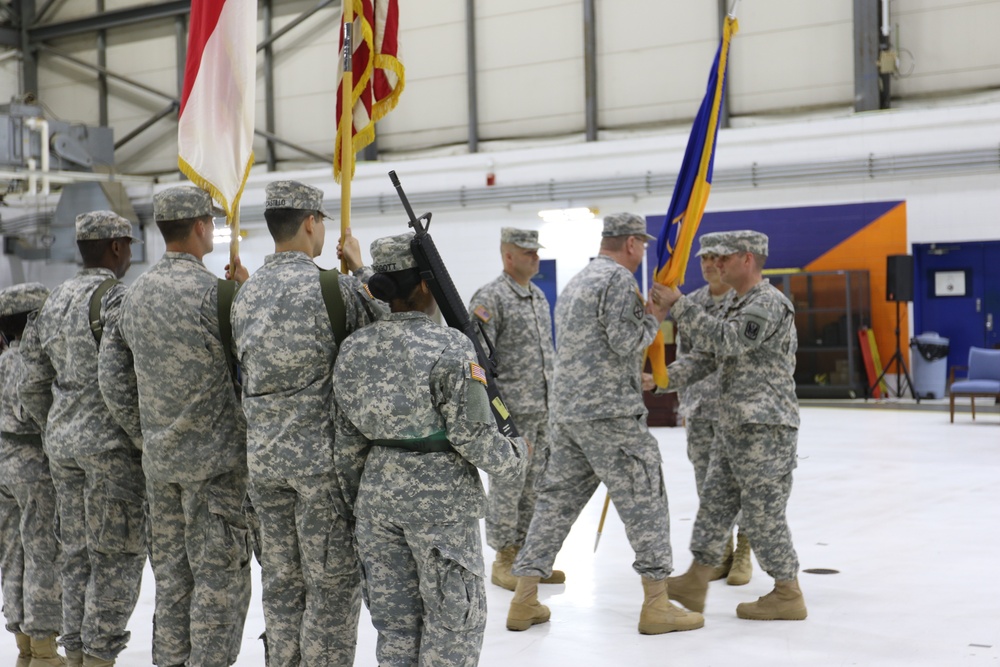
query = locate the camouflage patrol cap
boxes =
[264,180,333,218]
[153,186,224,223]
[697,230,769,257]
[75,210,142,243]
[695,231,729,257]
[602,213,655,240]
[500,227,543,250]
[370,232,418,273]
[0,282,49,317]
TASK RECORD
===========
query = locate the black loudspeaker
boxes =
[886,255,914,302]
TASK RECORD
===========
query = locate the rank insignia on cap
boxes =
[470,362,488,386]
[473,305,492,323]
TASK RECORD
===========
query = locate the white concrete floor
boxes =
[3,404,999,666]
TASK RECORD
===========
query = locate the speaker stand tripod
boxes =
[870,300,919,403]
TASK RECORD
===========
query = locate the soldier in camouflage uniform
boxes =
[507,214,704,636]
[98,187,252,666]
[658,230,807,621]
[0,284,64,666]
[18,213,145,667]
[333,232,528,667]
[467,227,565,591]
[232,180,382,666]
[675,234,755,586]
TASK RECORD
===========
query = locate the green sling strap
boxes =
[217,279,239,377]
[89,277,119,346]
[370,430,454,454]
[216,270,348,376]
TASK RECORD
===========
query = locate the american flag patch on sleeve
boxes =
[469,362,488,386]
[473,305,491,322]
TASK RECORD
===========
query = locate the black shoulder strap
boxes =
[319,269,348,346]
[89,277,119,346]
[217,279,238,375]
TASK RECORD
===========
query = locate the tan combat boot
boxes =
[506,576,551,631]
[15,633,32,667]
[709,533,734,581]
[490,545,519,591]
[28,634,66,666]
[666,561,715,613]
[64,649,83,667]
[638,577,705,634]
[81,654,114,667]
[736,578,807,620]
[727,530,753,586]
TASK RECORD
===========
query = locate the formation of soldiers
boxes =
[0,180,806,666]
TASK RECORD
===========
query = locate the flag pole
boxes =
[339,3,354,273]
[229,208,240,269]
[728,0,741,19]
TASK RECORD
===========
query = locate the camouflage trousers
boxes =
[513,416,673,579]
[356,516,486,667]
[485,411,551,552]
[0,473,62,637]
[49,448,146,659]
[687,418,743,527]
[691,423,799,580]
[147,469,251,667]
[250,474,361,667]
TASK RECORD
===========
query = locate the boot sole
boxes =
[736,608,807,621]
[638,618,705,634]
[506,611,551,631]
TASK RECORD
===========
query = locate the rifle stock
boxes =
[388,170,519,439]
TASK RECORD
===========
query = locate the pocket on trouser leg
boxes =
[428,546,486,633]
[617,443,665,500]
[91,481,146,556]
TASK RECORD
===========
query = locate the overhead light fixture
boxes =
[537,207,599,224]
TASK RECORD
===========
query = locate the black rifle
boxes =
[388,170,519,439]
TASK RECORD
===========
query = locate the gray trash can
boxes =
[910,332,950,399]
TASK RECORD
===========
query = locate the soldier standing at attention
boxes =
[467,227,564,591]
[18,212,145,667]
[506,213,704,636]
[0,284,63,666]
[98,187,252,667]
[658,230,806,621]
[675,233,754,586]
[231,180,382,666]
[333,232,527,667]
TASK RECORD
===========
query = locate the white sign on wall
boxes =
[934,270,967,297]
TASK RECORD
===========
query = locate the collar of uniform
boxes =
[264,250,314,266]
[500,271,533,297]
[79,266,117,279]
[382,310,433,323]
[731,278,770,305]
[163,251,204,265]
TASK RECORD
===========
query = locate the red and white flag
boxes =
[178,0,257,220]
[334,0,404,183]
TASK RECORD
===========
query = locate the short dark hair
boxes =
[156,218,201,244]
[264,208,317,243]
[368,268,423,306]
[77,238,116,266]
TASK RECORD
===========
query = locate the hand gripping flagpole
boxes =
[339,7,354,273]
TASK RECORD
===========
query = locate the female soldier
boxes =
[333,232,527,667]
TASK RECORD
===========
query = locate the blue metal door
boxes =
[913,241,1000,371]
[531,259,557,343]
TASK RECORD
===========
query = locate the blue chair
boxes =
[949,347,1000,423]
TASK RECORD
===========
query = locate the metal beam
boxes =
[0,25,19,48]
[718,0,731,129]
[263,0,277,171]
[257,0,337,52]
[38,44,178,102]
[114,102,179,150]
[465,0,479,154]
[583,0,597,141]
[28,1,190,42]
[97,0,108,126]
[253,128,331,164]
[853,0,881,112]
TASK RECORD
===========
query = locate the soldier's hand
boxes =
[338,227,363,273]
[225,255,250,284]
[642,372,655,392]
[647,284,671,321]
